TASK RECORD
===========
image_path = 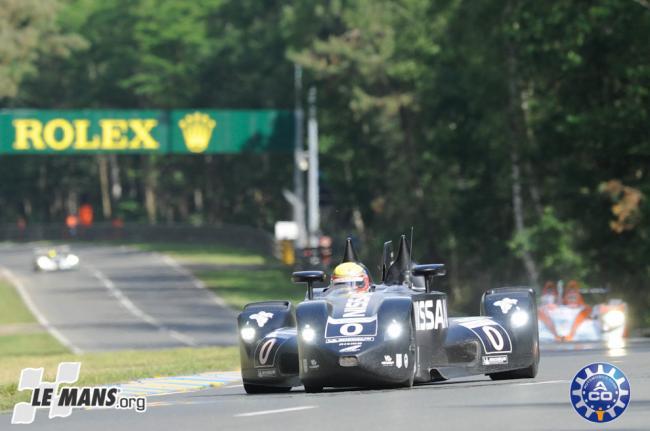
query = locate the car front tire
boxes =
[303,384,323,393]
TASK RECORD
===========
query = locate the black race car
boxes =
[237,236,539,393]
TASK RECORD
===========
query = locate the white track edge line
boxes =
[88,266,197,347]
[514,379,568,386]
[235,406,317,417]
[159,254,229,308]
[0,266,83,354]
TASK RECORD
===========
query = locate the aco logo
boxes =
[570,362,630,423]
[178,112,216,153]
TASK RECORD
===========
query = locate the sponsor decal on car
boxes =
[482,355,508,366]
[308,359,320,370]
[458,318,512,354]
[249,311,274,327]
[325,315,377,344]
[342,293,372,317]
[413,299,448,331]
[570,362,630,423]
[254,337,285,368]
[339,344,362,353]
[329,336,375,344]
[396,353,408,369]
[493,298,518,314]
[11,362,146,425]
[257,369,277,378]
[380,354,408,368]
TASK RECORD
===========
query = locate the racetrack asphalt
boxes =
[1,243,648,430]
[3,341,649,429]
[0,243,237,352]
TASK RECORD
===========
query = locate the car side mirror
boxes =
[412,264,446,293]
[292,271,326,299]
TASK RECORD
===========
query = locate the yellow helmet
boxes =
[332,262,370,292]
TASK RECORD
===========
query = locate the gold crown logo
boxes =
[178,112,216,153]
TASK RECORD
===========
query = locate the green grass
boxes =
[133,242,267,266]
[0,334,68,358]
[0,277,240,412]
[0,346,239,411]
[0,280,65,358]
[0,241,283,411]
[0,281,36,325]
[198,268,305,311]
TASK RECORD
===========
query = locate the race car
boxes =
[33,246,80,272]
[237,236,540,393]
[537,281,627,344]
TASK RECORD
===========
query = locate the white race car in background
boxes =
[33,246,80,272]
[538,282,627,345]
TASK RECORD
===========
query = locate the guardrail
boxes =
[0,222,276,256]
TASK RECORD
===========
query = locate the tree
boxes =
[0,0,85,102]
[2,0,649,320]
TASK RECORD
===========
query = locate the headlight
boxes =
[510,310,529,328]
[240,326,256,342]
[301,325,316,342]
[386,321,402,339]
[37,256,55,270]
[603,310,625,328]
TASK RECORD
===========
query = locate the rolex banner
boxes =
[0,110,293,154]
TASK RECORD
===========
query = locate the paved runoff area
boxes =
[0,243,237,352]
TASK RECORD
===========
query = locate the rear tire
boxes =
[243,384,292,394]
[303,384,323,393]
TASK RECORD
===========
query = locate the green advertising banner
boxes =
[169,110,294,154]
[0,109,293,154]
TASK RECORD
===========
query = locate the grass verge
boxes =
[0,334,68,358]
[0,280,67,357]
[0,278,239,412]
[0,346,239,412]
[0,280,38,325]
[0,241,285,411]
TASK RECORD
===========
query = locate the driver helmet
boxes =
[47,249,57,258]
[331,262,370,292]
[563,280,585,306]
